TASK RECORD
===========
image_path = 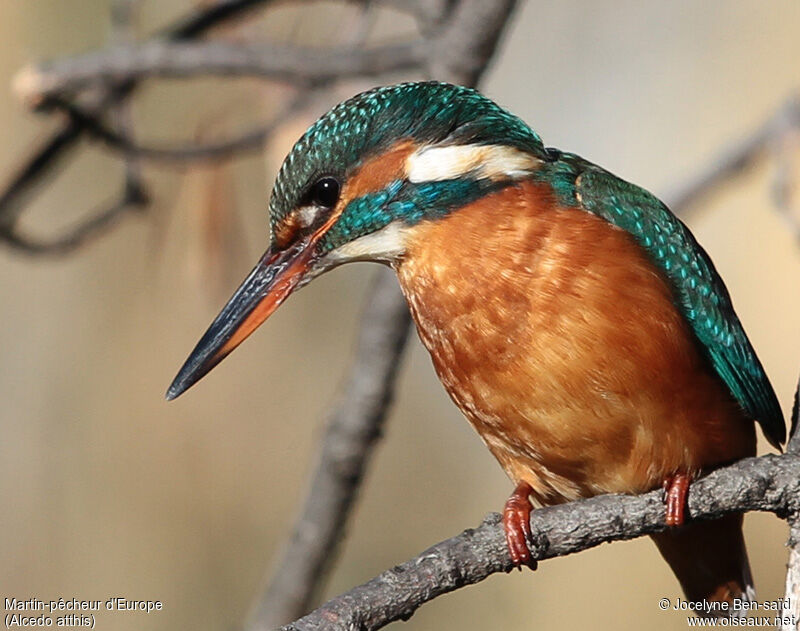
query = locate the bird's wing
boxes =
[569,159,785,448]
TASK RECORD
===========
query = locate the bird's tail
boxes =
[651,513,754,618]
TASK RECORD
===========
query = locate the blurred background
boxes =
[1,1,799,630]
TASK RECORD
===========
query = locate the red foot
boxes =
[503,481,537,570]
[663,473,691,527]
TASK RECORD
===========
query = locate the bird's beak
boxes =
[166,237,318,400]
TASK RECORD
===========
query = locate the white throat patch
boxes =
[405,143,541,183]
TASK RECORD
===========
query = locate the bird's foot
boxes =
[662,473,691,527]
[503,481,537,570]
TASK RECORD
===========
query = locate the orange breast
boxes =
[395,180,755,506]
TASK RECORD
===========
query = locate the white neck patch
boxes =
[405,143,541,183]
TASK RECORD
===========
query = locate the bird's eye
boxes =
[310,177,340,209]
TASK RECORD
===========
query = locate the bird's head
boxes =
[167,81,546,399]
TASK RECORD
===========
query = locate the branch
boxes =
[110,0,145,235]
[0,180,148,256]
[277,454,800,631]
[427,0,519,86]
[666,94,800,218]
[246,268,412,630]
[13,41,427,105]
[49,90,315,163]
[0,0,277,245]
[154,0,272,40]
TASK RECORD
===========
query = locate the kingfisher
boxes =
[167,81,785,613]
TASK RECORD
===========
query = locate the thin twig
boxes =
[427,0,519,86]
[666,94,800,215]
[0,0,278,244]
[277,454,800,631]
[14,41,427,105]
[769,98,800,244]
[51,91,316,163]
[110,0,146,221]
[0,183,148,256]
[157,0,272,41]
[4,0,147,254]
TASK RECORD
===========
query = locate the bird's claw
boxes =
[503,481,537,570]
[663,473,691,527]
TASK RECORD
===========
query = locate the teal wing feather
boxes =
[553,154,785,447]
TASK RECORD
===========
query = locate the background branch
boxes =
[666,93,800,227]
[14,41,427,104]
[0,0,278,250]
[1,182,147,255]
[50,91,316,163]
[247,268,412,630]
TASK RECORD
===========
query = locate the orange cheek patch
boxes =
[338,140,417,208]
